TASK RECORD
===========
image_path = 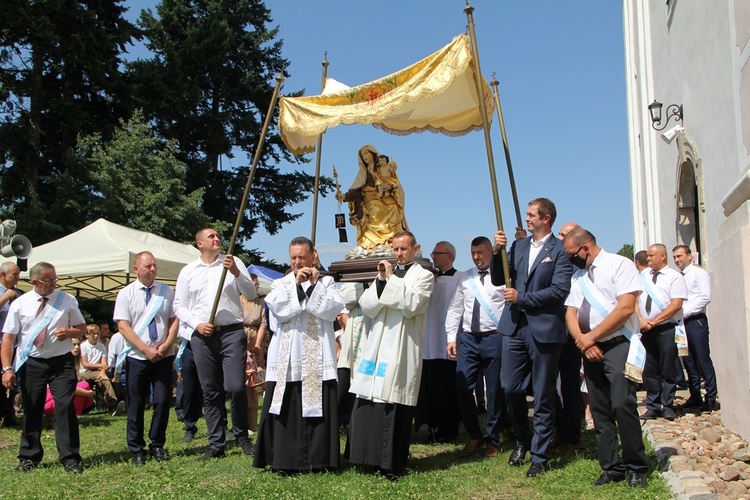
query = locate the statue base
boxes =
[328,256,433,283]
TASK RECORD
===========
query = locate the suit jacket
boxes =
[491,234,573,343]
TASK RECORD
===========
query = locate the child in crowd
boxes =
[79,324,124,416]
[44,339,95,418]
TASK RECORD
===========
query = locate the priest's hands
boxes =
[377,260,393,280]
[295,267,319,285]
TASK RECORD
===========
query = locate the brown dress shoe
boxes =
[484,444,499,458]
[460,438,483,455]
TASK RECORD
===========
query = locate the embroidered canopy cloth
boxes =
[279,34,495,155]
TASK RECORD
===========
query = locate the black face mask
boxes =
[569,246,587,270]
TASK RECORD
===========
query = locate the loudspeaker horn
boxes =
[1,234,32,259]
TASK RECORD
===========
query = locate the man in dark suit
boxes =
[491,198,573,478]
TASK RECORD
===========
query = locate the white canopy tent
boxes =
[18,219,200,300]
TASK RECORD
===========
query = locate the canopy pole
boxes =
[490,74,523,229]
[464,3,511,287]
[209,74,285,323]
[309,53,329,246]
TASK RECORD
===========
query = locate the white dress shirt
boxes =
[637,266,687,323]
[565,250,642,342]
[173,255,257,330]
[680,264,711,318]
[2,289,86,359]
[445,267,505,343]
[113,279,176,360]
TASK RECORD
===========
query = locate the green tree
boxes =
[127,0,330,247]
[78,109,226,242]
[0,0,139,243]
[616,243,634,260]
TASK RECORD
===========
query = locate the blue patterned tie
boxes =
[143,286,158,341]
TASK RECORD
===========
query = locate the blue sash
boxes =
[577,271,646,383]
[116,282,167,373]
[14,292,66,371]
[467,269,501,327]
[640,272,688,355]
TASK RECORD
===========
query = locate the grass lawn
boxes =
[0,404,672,499]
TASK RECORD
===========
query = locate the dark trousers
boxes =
[641,324,677,411]
[337,367,355,428]
[682,314,718,403]
[585,337,648,475]
[456,331,503,445]
[178,342,203,433]
[191,326,248,450]
[555,336,582,444]
[125,355,174,454]
[501,324,562,464]
[18,353,80,464]
[415,358,460,440]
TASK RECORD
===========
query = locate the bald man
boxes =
[0,262,23,426]
[637,244,687,421]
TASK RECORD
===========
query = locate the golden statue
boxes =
[335,145,409,257]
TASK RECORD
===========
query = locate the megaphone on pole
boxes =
[1,234,32,258]
[0,220,33,259]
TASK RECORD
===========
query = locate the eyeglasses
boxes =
[35,278,58,285]
[430,252,450,257]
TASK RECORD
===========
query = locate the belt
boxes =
[213,322,243,333]
[684,313,707,322]
[598,335,628,347]
[649,322,675,334]
[471,330,497,338]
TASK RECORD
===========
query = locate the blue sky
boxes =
[125,0,632,271]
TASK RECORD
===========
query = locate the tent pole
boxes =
[490,75,523,229]
[310,53,329,246]
[209,74,285,323]
[464,3,511,287]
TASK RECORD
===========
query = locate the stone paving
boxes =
[641,390,750,499]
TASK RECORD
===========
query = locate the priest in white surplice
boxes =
[253,237,345,472]
[348,231,434,480]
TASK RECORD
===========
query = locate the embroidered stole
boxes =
[269,281,324,418]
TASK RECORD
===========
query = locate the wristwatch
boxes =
[1,366,13,374]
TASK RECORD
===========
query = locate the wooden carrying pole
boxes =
[209,74,285,323]
[309,53,329,246]
[464,3,511,287]
[491,74,523,229]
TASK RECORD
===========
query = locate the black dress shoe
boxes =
[182,430,196,443]
[702,400,719,412]
[63,460,84,474]
[662,408,676,421]
[639,409,660,420]
[236,436,254,456]
[526,461,547,478]
[679,397,703,409]
[13,459,38,472]
[195,448,225,461]
[591,471,626,486]
[150,447,170,462]
[132,452,147,466]
[627,471,647,488]
[508,446,527,466]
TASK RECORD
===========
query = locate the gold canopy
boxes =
[279,34,495,155]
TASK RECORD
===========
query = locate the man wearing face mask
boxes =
[563,228,648,488]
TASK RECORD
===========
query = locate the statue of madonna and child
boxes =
[335,144,417,260]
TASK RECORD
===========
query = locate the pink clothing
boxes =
[43,381,94,416]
